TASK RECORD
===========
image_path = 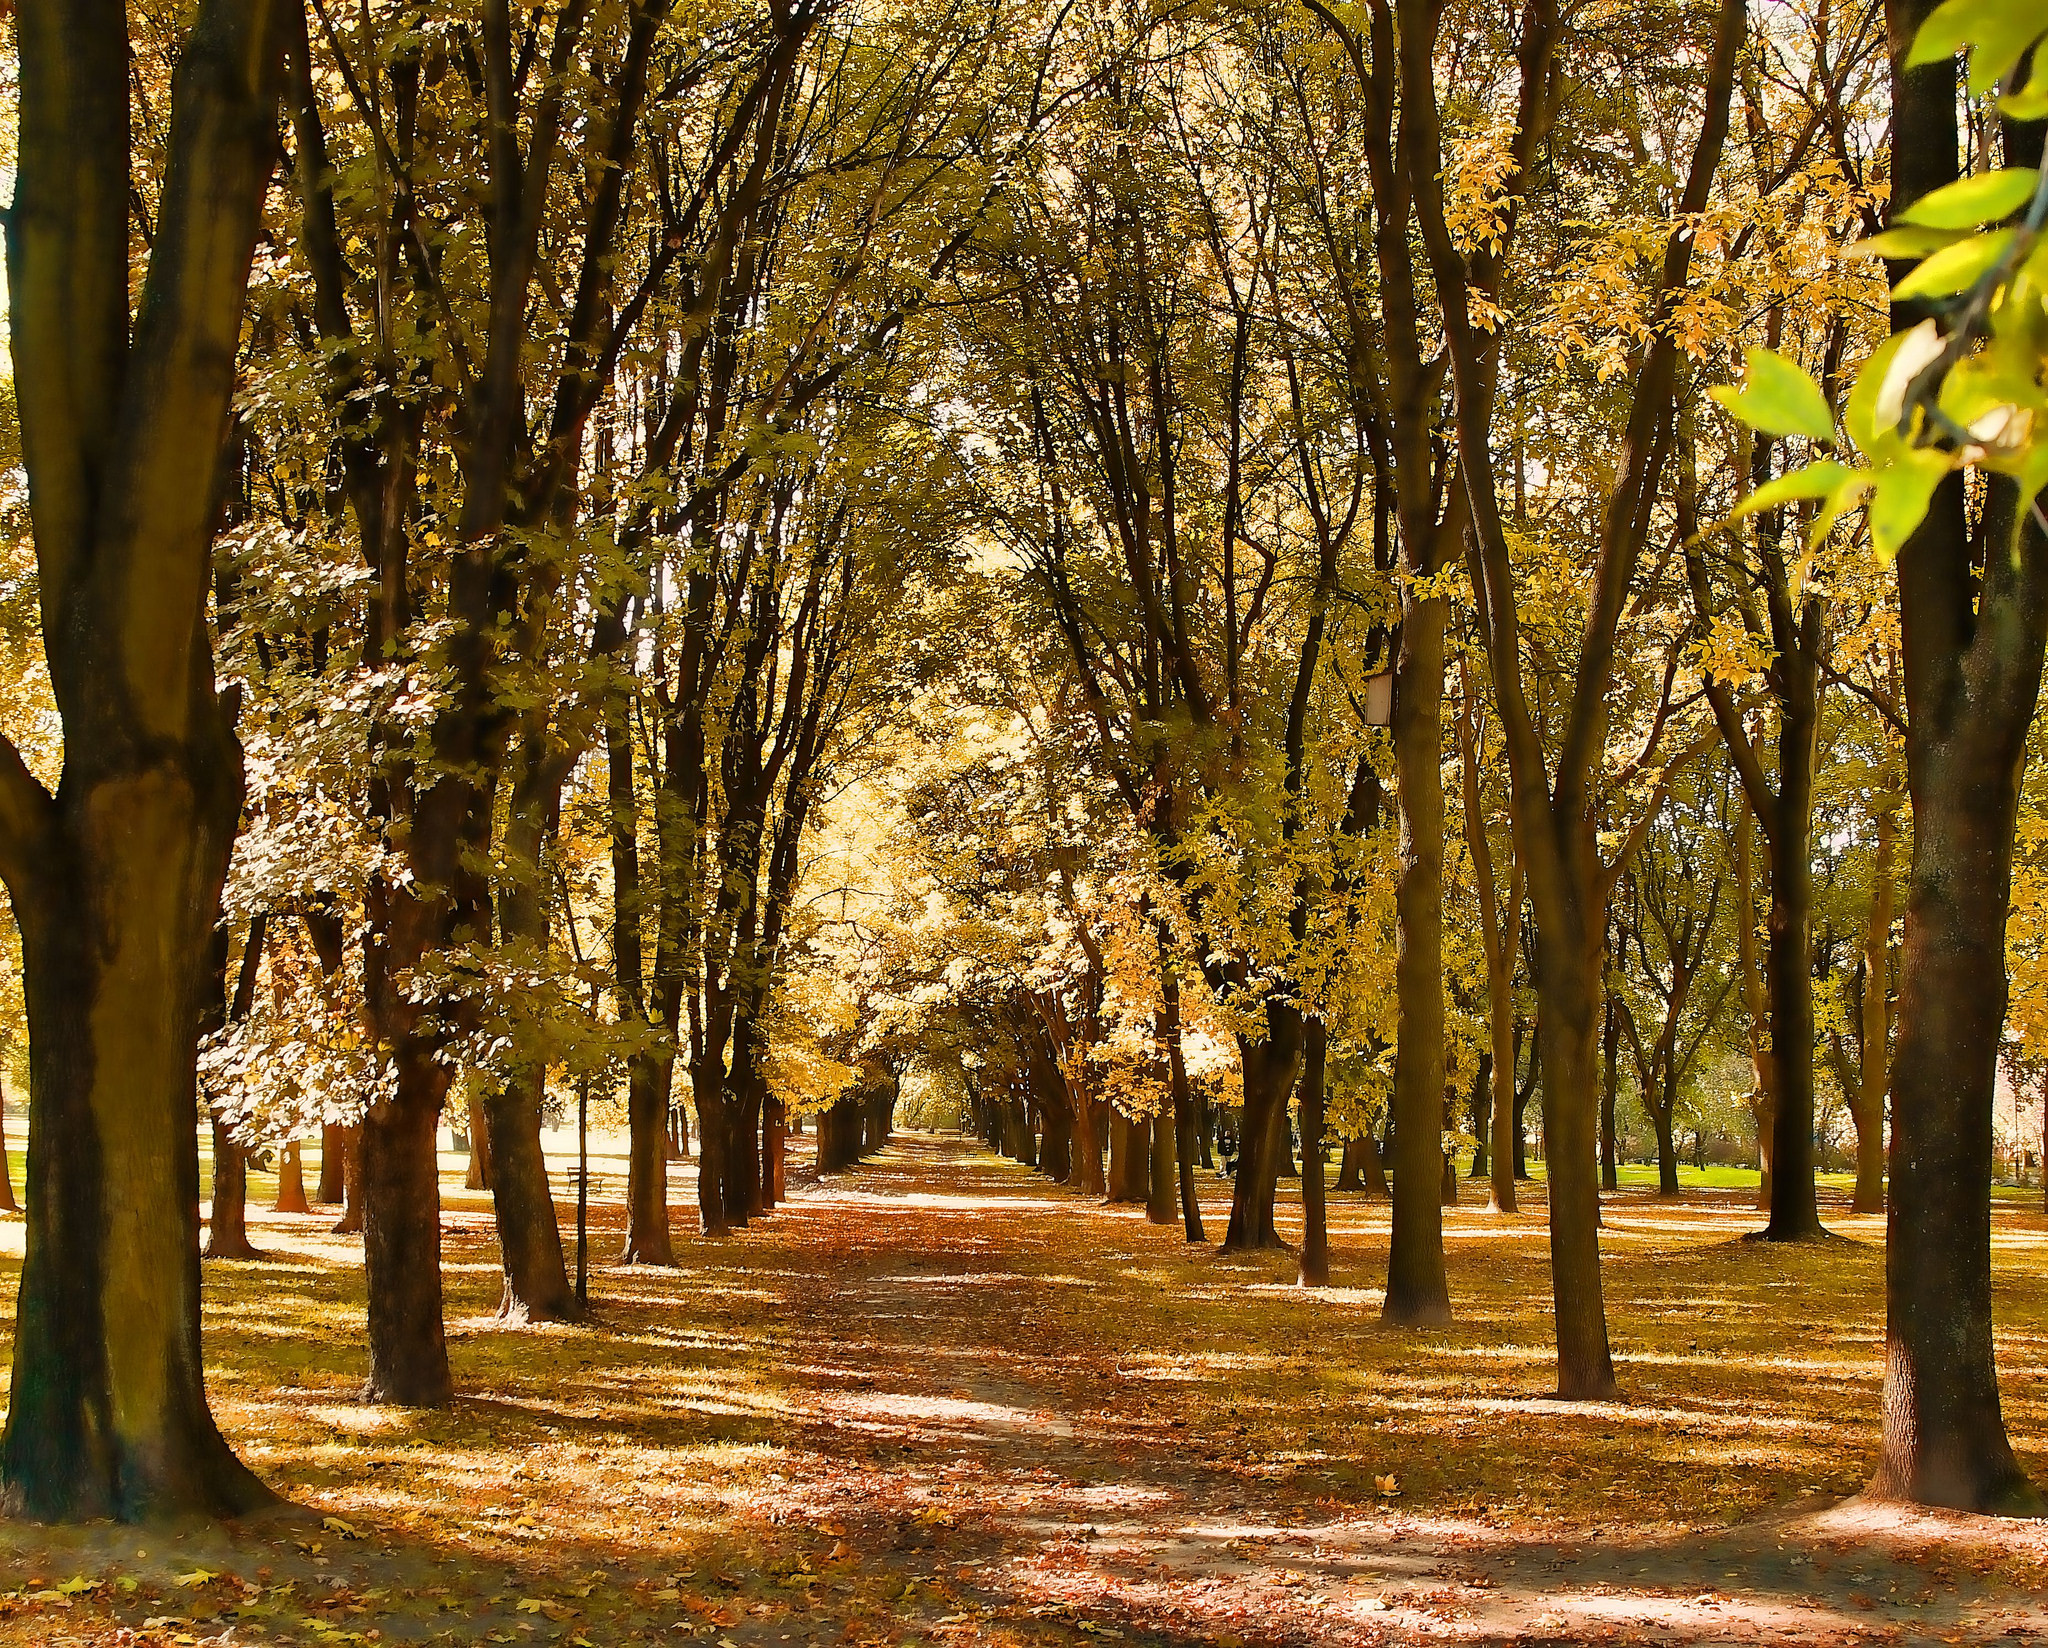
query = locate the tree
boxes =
[0,0,287,1520]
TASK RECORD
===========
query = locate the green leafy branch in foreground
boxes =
[1709,0,2048,560]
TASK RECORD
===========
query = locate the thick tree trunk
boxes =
[1107,1108,1145,1202]
[1868,0,2043,1510]
[360,1056,453,1406]
[0,0,288,1525]
[692,1062,729,1235]
[623,1051,675,1263]
[1039,1097,1072,1183]
[1148,1110,1178,1226]
[1851,809,1895,1213]
[319,1121,347,1204]
[1298,1018,1330,1284]
[274,1139,309,1214]
[482,1065,576,1323]
[203,1118,258,1260]
[1760,767,1825,1238]
[1652,1101,1679,1197]
[1387,593,1452,1319]
[1533,919,1619,1400]
[1223,1004,1300,1251]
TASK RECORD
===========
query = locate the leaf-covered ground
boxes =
[2,1130,2047,1646]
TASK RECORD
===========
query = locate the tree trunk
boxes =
[1160,962,1206,1240]
[1223,1004,1301,1251]
[464,1091,493,1191]
[1298,1018,1330,1285]
[1469,1051,1491,1177]
[1600,995,1620,1192]
[0,1084,15,1214]
[1851,808,1895,1213]
[1867,0,2043,1512]
[1533,919,1619,1400]
[1147,1110,1178,1226]
[1652,1100,1679,1198]
[482,1064,576,1323]
[692,1061,730,1236]
[319,1121,347,1204]
[1107,1108,1145,1202]
[1760,721,1825,1238]
[203,1118,258,1261]
[331,1124,363,1234]
[360,1056,453,1406]
[274,1139,309,1214]
[1489,1008,1520,1211]
[1387,590,1453,1317]
[623,1052,675,1263]
[1039,1096,1073,1183]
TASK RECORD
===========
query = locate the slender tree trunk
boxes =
[1470,1051,1491,1177]
[1852,809,1895,1213]
[274,1139,309,1214]
[1600,995,1620,1192]
[464,1092,492,1191]
[0,1083,15,1214]
[359,1053,453,1406]
[1298,1018,1331,1285]
[1490,999,1520,1212]
[1160,964,1206,1241]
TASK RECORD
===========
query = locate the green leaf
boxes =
[1707,347,1836,442]
[2005,48,2048,119]
[1731,460,1858,520]
[1846,226,1969,260]
[1897,168,2041,229]
[1869,449,1955,563]
[1892,229,2015,300]
[1908,0,2048,94]
[1847,323,1942,454]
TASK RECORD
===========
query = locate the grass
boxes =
[0,1128,2045,1646]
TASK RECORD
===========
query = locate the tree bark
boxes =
[0,0,289,1522]
[1222,1003,1301,1251]
[318,1121,347,1204]
[1160,963,1206,1241]
[359,1053,453,1406]
[1147,1109,1178,1227]
[1600,995,1620,1193]
[464,1091,493,1192]
[1851,808,1895,1213]
[274,1139,309,1214]
[0,1083,15,1214]
[1298,1018,1331,1285]
[482,1063,576,1323]
[331,1124,363,1235]
[203,1118,258,1261]
[1866,0,2044,1513]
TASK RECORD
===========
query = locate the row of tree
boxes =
[0,0,2043,1527]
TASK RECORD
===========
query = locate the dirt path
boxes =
[707,1132,2048,1647]
[4,1128,2046,1647]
